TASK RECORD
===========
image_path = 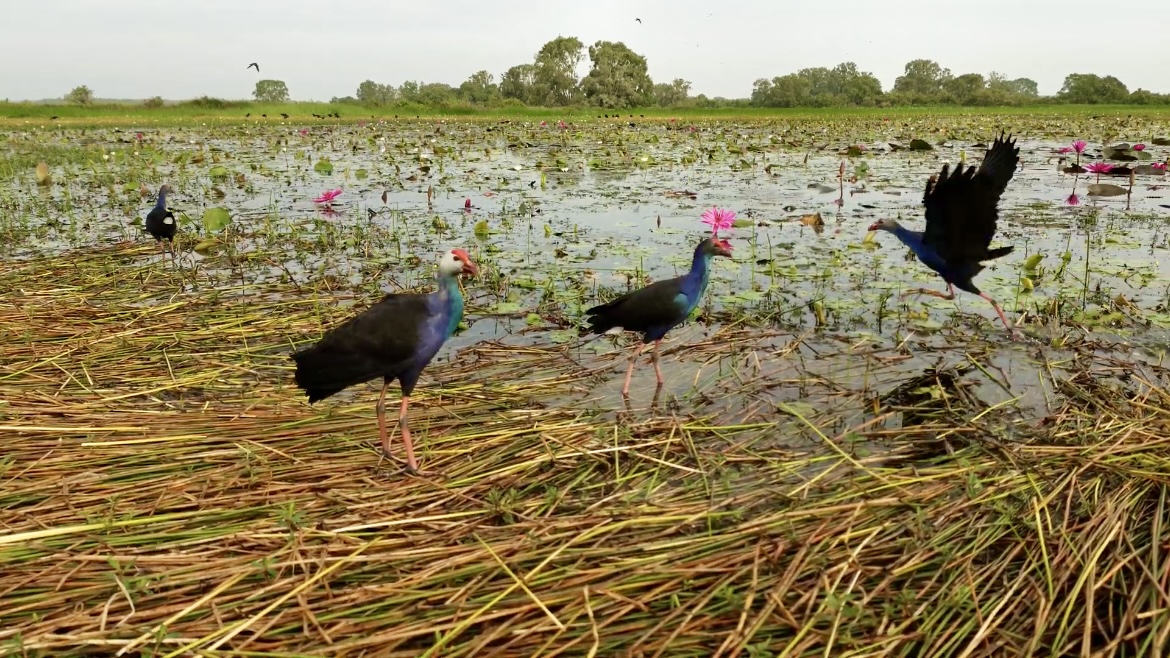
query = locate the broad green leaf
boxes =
[201,207,233,233]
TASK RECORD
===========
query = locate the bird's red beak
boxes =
[714,239,734,257]
[867,221,881,231]
[462,260,479,276]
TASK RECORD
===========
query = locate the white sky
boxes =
[1,0,1162,101]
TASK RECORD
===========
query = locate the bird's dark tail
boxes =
[978,132,1021,195]
[290,345,381,403]
[984,246,1014,261]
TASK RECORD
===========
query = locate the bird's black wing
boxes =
[585,276,686,333]
[291,292,434,399]
[922,132,1019,264]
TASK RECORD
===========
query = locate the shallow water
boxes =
[3,117,1170,421]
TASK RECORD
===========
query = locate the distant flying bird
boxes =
[868,132,1021,336]
[247,62,260,72]
[635,17,641,22]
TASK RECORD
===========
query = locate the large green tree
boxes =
[652,78,691,107]
[532,36,584,106]
[253,80,290,103]
[750,62,881,107]
[356,80,397,105]
[893,59,952,96]
[65,85,94,105]
[944,73,986,104]
[500,64,538,104]
[1058,73,1129,104]
[459,70,500,104]
[580,40,653,108]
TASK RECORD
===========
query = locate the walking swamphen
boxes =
[290,249,479,473]
[144,184,177,259]
[868,131,1021,336]
[583,230,733,397]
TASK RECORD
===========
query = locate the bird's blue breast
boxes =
[894,227,948,275]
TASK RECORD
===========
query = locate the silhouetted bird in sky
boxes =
[247,62,259,72]
[635,17,641,23]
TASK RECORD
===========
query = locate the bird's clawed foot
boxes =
[902,287,955,301]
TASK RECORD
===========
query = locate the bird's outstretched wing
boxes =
[921,131,1020,264]
[247,62,259,71]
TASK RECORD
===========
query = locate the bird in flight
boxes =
[635,17,641,23]
[247,62,259,72]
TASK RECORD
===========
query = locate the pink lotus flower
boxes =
[540,120,547,127]
[701,207,737,235]
[1066,193,1080,206]
[299,128,309,135]
[1085,162,1113,174]
[1153,162,1167,171]
[1072,140,1087,154]
[1134,143,1145,151]
[1058,146,1073,154]
[313,188,342,206]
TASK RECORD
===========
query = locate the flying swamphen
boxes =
[868,132,1021,336]
[583,230,733,397]
[144,184,177,259]
[290,249,479,473]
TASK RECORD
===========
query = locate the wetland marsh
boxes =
[3,110,1170,656]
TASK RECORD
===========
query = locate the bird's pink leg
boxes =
[979,292,1021,338]
[398,396,420,474]
[651,339,664,386]
[376,381,392,456]
[621,343,647,397]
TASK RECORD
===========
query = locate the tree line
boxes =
[61,36,1170,109]
[329,40,1168,109]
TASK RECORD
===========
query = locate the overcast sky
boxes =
[1,0,1161,102]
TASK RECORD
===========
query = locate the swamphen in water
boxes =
[869,131,1021,336]
[290,249,479,474]
[144,184,177,259]
[583,234,733,397]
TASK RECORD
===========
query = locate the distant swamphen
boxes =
[144,184,177,258]
[583,232,733,396]
[291,249,479,473]
[869,132,1021,335]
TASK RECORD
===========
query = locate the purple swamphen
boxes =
[869,131,1021,336]
[144,184,177,259]
[583,235,733,396]
[291,249,479,474]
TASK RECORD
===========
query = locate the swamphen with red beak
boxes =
[291,249,479,473]
[583,235,733,397]
[868,131,1021,336]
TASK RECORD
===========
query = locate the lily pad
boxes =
[1087,183,1128,197]
[201,207,233,233]
[209,165,230,178]
[314,159,334,174]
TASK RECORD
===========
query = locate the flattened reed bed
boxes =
[4,245,1170,656]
